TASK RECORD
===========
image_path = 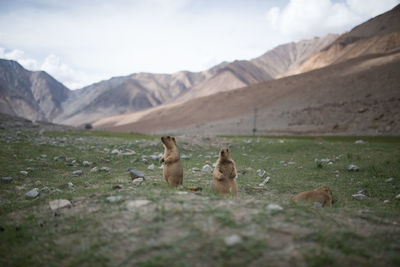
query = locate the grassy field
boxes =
[0,128,399,267]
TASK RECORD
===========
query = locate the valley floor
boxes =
[0,125,399,266]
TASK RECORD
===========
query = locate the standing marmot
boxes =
[213,148,238,196]
[292,188,333,207]
[160,136,183,187]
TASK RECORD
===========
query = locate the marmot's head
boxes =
[219,148,231,161]
[161,136,176,149]
[319,187,332,196]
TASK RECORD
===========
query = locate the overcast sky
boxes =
[0,0,398,89]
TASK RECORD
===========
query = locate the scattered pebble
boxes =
[82,161,92,167]
[395,194,400,200]
[90,167,99,173]
[20,171,28,176]
[347,165,360,171]
[357,189,369,196]
[111,149,120,154]
[258,176,271,187]
[106,196,122,203]
[132,178,144,186]
[1,177,13,184]
[40,154,47,158]
[224,234,242,246]
[112,184,123,189]
[34,181,41,185]
[147,164,155,170]
[100,167,110,172]
[25,188,39,198]
[355,140,366,144]
[15,186,25,190]
[257,169,266,177]
[26,167,35,172]
[67,182,73,188]
[49,199,72,210]
[202,164,212,173]
[267,204,283,211]
[192,167,201,172]
[129,169,144,180]
[126,200,152,210]
[383,200,390,204]
[72,170,83,176]
[385,178,394,183]
[181,154,191,159]
[352,194,367,200]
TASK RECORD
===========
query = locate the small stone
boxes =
[55,188,63,193]
[20,171,28,176]
[112,184,123,189]
[15,186,25,190]
[257,169,266,177]
[40,154,47,158]
[72,170,83,176]
[111,149,120,154]
[126,200,152,210]
[347,165,360,171]
[90,167,99,173]
[385,178,394,183]
[1,177,13,184]
[26,167,35,172]
[67,182,73,188]
[129,169,144,180]
[224,234,242,246]
[82,161,91,167]
[132,178,144,186]
[355,140,366,144]
[202,164,212,173]
[34,181,41,185]
[192,167,201,172]
[25,188,39,198]
[100,167,110,172]
[352,194,367,200]
[147,164,155,170]
[258,176,271,187]
[357,189,369,196]
[49,199,72,210]
[383,200,390,204]
[267,204,283,211]
[181,154,191,159]
[106,196,122,203]
[395,194,400,200]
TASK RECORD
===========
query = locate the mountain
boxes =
[0,59,70,121]
[282,4,400,77]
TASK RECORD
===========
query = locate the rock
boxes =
[181,154,191,159]
[49,199,72,210]
[147,164,155,170]
[20,171,28,176]
[385,178,394,183]
[257,169,266,177]
[395,194,400,200]
[126,200,152,210]
[132,178,144,186]
[82,161,92,167]
[15,186,25,190]
[149,155,159,160]
[25,188,39,198]
[72,170,83,176]
[100,167,110,172]
[34,181,41,185]
[357,189,369,196]
[111,149,120,154]
[90,167,99,173]
[352,194,367,200]
[267,204,283,211]
[258,176,271,187]
[40,154,47,158]
[158,165,164,169]
[192,167,201,172]
[1,177,13,184]
[347,165,360,171]
[26,167,35,172]
[129,169,144,180]
[224,234,242,246]
[383,200,390,204]
[67,182,73,188]
[355,140,366,144]
[202,164,212,173]
[106,196,122,203]
[112,184,123,189]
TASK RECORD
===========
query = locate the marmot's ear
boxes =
[172,136,176,145]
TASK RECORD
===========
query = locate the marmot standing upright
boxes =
[292,188,333,207]
[160,136,183,187]
[213,148,238,196]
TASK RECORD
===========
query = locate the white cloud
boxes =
[266,0,399,40]
[0,47,39,70]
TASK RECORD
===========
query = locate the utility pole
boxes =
[252,107,257,136]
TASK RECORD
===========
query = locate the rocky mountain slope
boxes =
[282,4,400,77]
[0,59,70,121]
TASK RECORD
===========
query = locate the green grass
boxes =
[0,129,400,266]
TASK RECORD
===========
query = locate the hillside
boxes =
[94,49,400,135]
[282,4,400,77]
[0,59,70,121]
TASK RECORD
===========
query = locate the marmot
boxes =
[292,188,333,207]
[213,148,238,196]
[160,136,183,187]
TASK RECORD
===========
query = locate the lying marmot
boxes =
[160,136,183,187]
[292,188,333,207]
[213,148,238,196]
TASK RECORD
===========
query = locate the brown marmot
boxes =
[213,148,238,196]
[160,136,183,187]
[292,188,333,207]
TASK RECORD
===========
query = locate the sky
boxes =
[0,0,399,89]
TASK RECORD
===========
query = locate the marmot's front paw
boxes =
[160,158,164,163]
